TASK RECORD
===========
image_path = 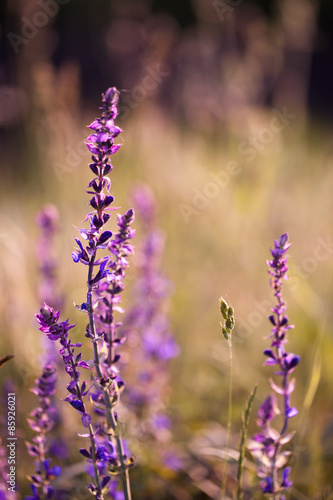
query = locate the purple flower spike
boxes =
[35,88,134,500]
[281,466,293,489]
[36,204,63,313]
[36,305,91,424]
[120,186,180,470]
[73,88,134,499]
[26,363,61,499]
[249,234,300,496]
[260,476,274,494]
[257,394,280,427]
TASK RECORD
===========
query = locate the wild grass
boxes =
[0,90,333,498]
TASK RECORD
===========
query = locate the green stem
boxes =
[219,340,233,500]
[237,384,257,500]
[88,422,103,498]
[67,344,102,498]
[39,432,47,500]
[88,258,132,500]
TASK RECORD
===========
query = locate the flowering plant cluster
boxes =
[35,204,63,312]
[31,88,134,500]
[25,363,61,500]
[120,187,180,469]
[72,87,135,499]
[249,234,300,498]
[2,87,302,500]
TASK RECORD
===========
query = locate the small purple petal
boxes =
[69,400,85,414]
[79,448,92,459]
[281,467,293,489]
[81,414,92,428]
[77,360,90,369]
[286,407,298,418]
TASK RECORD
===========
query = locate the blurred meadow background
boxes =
[1,0,333,498]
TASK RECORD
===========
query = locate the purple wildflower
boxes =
[96,208,135,373]
[35,304,91,429]
[36,204,63,311]
[249,234,300,496]
[121,186,180,466]
[35,303,116,498]
[71,87,134,500]
[36,204,69,461]
[25,363,61,500]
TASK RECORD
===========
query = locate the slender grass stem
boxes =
[218,298,235,500]
[237,384,257,500]
[219,340,233,500]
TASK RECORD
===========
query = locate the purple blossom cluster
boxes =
[29,88,135,500]
[36,305,91,428]
[121,187,180,466]
[25,363,61,500]
[35,203,70,467]
[94,208,135,380]
[19,84,304,500]
[36,204,63,311]
[249,234,300,498]
[71,87,134,499]
[35,302,126,499]
[128,187,179,364]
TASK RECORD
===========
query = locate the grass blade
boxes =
[237,383,257,500]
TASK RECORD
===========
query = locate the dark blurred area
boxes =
[0,0,333,181]
[1,0,332,108]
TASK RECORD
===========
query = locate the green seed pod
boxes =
[222,327,229,341]
[226,318,233,331]
[220,298,229,320]
[227,306,234,317]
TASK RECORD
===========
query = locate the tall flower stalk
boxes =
[25,363,61,500]
[122,187,179,452]
[249,234,300,498]
[36,204,63,312]
[71,87,134,499]
[34,87,133,500]
[35,305,103,496]
[35,203,73,469]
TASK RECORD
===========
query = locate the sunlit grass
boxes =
[1,98,333,496]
